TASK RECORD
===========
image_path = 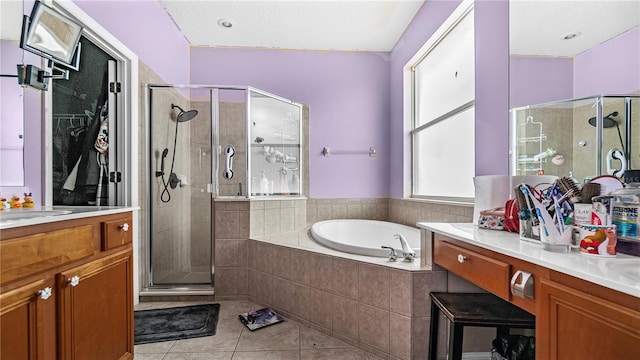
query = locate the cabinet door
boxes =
[0,278,56,360]
[57,250,133,360]
[539,279,640,359]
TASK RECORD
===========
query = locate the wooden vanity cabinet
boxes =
[0,212,134,360]
[433,234,640,360]
[0,278,56,360]
[538,275,640,359]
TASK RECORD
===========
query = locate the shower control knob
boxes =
[38,287,52,300]
[68,276,80,287]
[119,223,129,231]
[457,254,467,263]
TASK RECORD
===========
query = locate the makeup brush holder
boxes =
[519,218,540,243]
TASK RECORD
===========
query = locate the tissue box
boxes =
[478,207,505,230]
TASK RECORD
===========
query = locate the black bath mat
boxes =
[134,303,220,344]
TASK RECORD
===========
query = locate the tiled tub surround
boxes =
[246,231,447,360]
[209,197,475,359]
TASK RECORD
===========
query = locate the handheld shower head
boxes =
[171,103,198,122]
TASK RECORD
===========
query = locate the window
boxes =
[409,1,475,201]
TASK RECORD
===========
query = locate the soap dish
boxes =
[541,242,572,253]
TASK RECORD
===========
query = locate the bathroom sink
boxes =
[605,258,640,282]
[451,223,476,235]
[0,209,73,222]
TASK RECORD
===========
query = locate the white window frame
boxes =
[43,0,140,301]
[403,0,475,202]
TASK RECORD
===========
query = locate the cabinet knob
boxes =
[68,276,80,287]
[38,287,52,300]
[119,223,129,231]
[457,254,467,263]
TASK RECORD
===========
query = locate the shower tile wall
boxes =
[148,87,193,283]
[213,200,251,298]
[632,94,640,170]
[516,107,574,178]
[573,99,624,181]
[218,101,247,197]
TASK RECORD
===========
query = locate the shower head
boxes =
[171,104,198,122]
[588,111,619,128]
[588,111,625,153]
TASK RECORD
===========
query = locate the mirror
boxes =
[21,0,82,69]
[509,1,640,181]
[509,0,640,107]
[0,0,26,186]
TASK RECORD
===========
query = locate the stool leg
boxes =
[428,300,439,360]
[449,323,464,360]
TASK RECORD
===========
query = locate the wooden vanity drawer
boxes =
[0,225,95,284]
[101,216,133,251]
[434,238,510,299]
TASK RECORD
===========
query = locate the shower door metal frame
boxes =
[144,84,248,290]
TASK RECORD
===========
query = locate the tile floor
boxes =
[134,300,384,360]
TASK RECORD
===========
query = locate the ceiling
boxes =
[509,0,640,57]
[159,0,639,56]
[1,1,638,56]
[158,0,425,52]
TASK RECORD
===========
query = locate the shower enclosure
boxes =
[145,85,303,291]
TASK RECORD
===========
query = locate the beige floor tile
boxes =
[133,354,166,360]
[217,300,255,321]
[301,347,371,360]
[134,340,175,354]
[169,319,244,352]
[163,352,234,360]
[235,321,300,351]
[232,350,301,360]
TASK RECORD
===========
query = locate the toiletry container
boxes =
[260,171,270,195]
[611,183,640,242]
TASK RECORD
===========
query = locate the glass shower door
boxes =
[148,85,213,287]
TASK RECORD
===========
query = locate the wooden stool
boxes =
[428,292,535,360]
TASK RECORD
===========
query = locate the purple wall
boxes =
[574,29,640,98]
[473,0,510,177]
[190,48,391,198]
[73,0,190,85]
[389,0,510,197]
[509,57,573,107]
[389,0,462,198]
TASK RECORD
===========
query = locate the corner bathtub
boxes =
[310,219,421,258]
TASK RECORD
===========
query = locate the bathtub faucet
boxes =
[381,246,398,262]
[394,234,415,261]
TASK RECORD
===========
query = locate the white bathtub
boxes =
[310,219,421,258]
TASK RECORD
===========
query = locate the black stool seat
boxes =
[428,292,535,360]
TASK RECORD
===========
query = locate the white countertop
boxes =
[417,222,640,298]
[0,206,138,230]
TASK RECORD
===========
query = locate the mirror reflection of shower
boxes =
[157,104,198,202]
[587,111,627,178]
